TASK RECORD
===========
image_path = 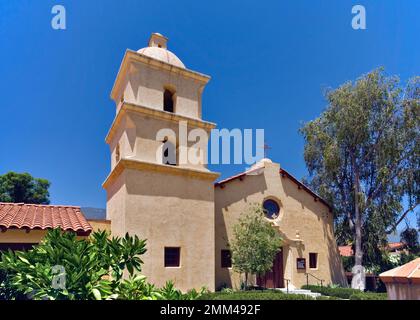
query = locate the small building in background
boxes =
[386,242,408,257]
[338,242,411,292]
[379,257,420,300]
[0,202,110,251]
[338,242,408,259]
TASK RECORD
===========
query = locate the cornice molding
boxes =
[103,158,220,189]
[105,102,216,144]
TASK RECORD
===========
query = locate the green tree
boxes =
[400,227,420,255]
[300,69,419,286]
[230,204,282,289]
[0,172,50,204]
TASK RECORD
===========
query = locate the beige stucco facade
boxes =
[102,33,346,292]
[0,223,109,243]
[215,161,347,290]
[0,33,346,293]
[104,33,219,291]
[106,167,217,291]
[88,220,111,234]
[0,230,49,244]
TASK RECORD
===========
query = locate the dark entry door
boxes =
[257,248,284,288]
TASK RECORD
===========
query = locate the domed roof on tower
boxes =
[137,33,186,69]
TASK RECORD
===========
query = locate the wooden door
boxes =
[257,248,284,288]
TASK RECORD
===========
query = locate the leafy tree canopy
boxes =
[400,226,420,255]
[0,172,50,204]
[300,68,419,276]
[230,204,282,288]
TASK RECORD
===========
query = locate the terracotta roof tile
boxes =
[386,242,406,251]
[379,258,420,284]
[339,245,354,257]
[0,202,92,233]
[339,243,407,257]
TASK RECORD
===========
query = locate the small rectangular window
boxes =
[164,89,175,113]
[221,250,232,268]
[164,247,180,267]
[309,253,318,269]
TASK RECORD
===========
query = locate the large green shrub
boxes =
[302,285,386,300]
[200,290,316,300]
[349,292,387,300]
[0,229,205,300]
[159,280,208,300]
[200,290,342,300]
[0,229,147,300]
[301,285,360,299]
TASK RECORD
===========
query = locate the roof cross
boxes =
[262,143,271,159]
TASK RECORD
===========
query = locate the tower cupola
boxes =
[136,33,185,68]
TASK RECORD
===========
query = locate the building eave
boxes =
[102,158,220,190]
[214,167,333,212]
[105,102,217,145]
[279,168,332,212]
[0,202,93,234]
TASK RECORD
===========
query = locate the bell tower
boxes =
[103,33,219,291]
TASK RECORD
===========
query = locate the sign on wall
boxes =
[296,258,306,270]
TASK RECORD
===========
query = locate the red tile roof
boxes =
[386,242,406,251]
[380,258,420,284]
[338,245,354,257]
[338,242,406,257]
[339,242,408,257]
[215,167,332,211]
[0,202,92,233]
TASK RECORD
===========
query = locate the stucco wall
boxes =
[214,161,346,289]
[106,172,127,236]
[106,167,217,292]
[88,220,112,234]
[385,283,420,300]
[108,110,212,173]
[0,229,90,244]
[105,43,219,292]
[0,229,48,243]
[120,61,205,119]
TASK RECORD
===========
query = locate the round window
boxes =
[263,199,280,219]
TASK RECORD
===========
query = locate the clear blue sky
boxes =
[0,1,418,230]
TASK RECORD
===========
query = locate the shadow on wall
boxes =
[215,175,268,289]
[215,206,232,289]
[281,175,347,286]
[216,174,268,206]
[280,176,327,224]
[106,171,125,201]
[126,66,200,109]
[327,240,348,286]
